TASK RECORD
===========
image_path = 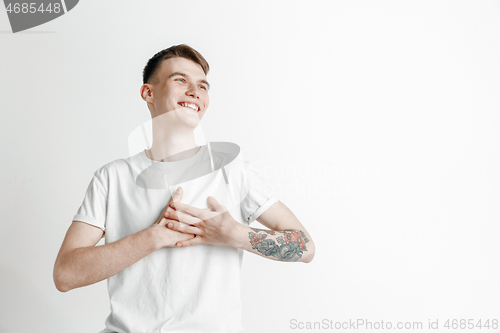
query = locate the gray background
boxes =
[1,1,500,332]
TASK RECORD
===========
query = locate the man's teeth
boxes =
[180,102,198,111]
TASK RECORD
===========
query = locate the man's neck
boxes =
[146,124,200,162]
[144,109,203,162]
[146,144,200,162]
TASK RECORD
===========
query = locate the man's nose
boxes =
[185,85,200,99]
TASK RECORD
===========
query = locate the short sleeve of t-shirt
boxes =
[240,160,279,224]
[72,170,108,232]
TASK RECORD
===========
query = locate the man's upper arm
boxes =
[256,200,305,231]
[57,221,104,256]
[53,222,105,291]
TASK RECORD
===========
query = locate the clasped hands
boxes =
[154,187,241,248]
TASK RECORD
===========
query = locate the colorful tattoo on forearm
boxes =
[248,228,309,261]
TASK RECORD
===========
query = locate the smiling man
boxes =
[53,44,315,333]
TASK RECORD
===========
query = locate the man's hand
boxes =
[165,196,242,248]
[164,197,315,263]
[54,187,200,292]
[149,187,197,249]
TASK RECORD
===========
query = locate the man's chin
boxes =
[150,109,200,127]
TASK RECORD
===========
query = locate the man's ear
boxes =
[140,84,153,103]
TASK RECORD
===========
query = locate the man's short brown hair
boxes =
[142,44,209,84]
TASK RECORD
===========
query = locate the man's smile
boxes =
[178,102,200,112]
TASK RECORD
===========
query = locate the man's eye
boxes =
[175,78,185,83]
[199,85,207,90]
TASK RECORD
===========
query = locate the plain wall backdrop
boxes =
[1,1,500,332]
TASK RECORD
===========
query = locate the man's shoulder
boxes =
[208,141,245,168]
[92,152,140,180]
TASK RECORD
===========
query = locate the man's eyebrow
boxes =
[200,79,210,90]
[168,72,210,89]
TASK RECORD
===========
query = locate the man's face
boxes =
[147,57,210,123]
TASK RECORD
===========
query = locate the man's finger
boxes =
[163,187,183,218]
[166,210,202,225]
[166,220,200,235]
[168,187,183,204]
[170,202,207,219]
[176,236,204,248]
[207,196,226,212]
[156,214,169,225]
[156,187,183,224]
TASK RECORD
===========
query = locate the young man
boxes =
[54,44,315,333]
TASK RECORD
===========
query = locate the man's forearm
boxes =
[54,227,157,292]
[230,224,314,263]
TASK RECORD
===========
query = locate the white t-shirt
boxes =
[73,143,278,333]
